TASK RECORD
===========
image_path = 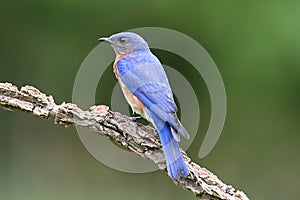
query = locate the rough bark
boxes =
[0,82,249,200]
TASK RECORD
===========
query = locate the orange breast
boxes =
[113,52,148,119]
[118,79,146,117]
[113,51,134,80]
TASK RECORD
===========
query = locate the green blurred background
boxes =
[1,1,299,200]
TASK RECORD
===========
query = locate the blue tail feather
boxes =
[158,123,189,179]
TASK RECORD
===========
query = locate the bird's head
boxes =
[99,32,149,54]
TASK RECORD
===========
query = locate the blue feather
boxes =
[147,109,189,179]
[116,49,190,178]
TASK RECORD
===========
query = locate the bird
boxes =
[99,32,190,179]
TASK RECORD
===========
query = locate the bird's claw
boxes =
[129,116,143,121]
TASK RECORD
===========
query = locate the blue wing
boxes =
[116,52,189,140]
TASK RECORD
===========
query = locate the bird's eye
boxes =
[119,37,127,43]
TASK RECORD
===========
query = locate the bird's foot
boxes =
[129,116,143,121]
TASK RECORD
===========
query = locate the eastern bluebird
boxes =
[99,32,190,179]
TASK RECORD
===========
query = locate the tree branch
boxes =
[0,82,249,200]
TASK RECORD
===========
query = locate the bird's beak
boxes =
[98,37,113,44]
